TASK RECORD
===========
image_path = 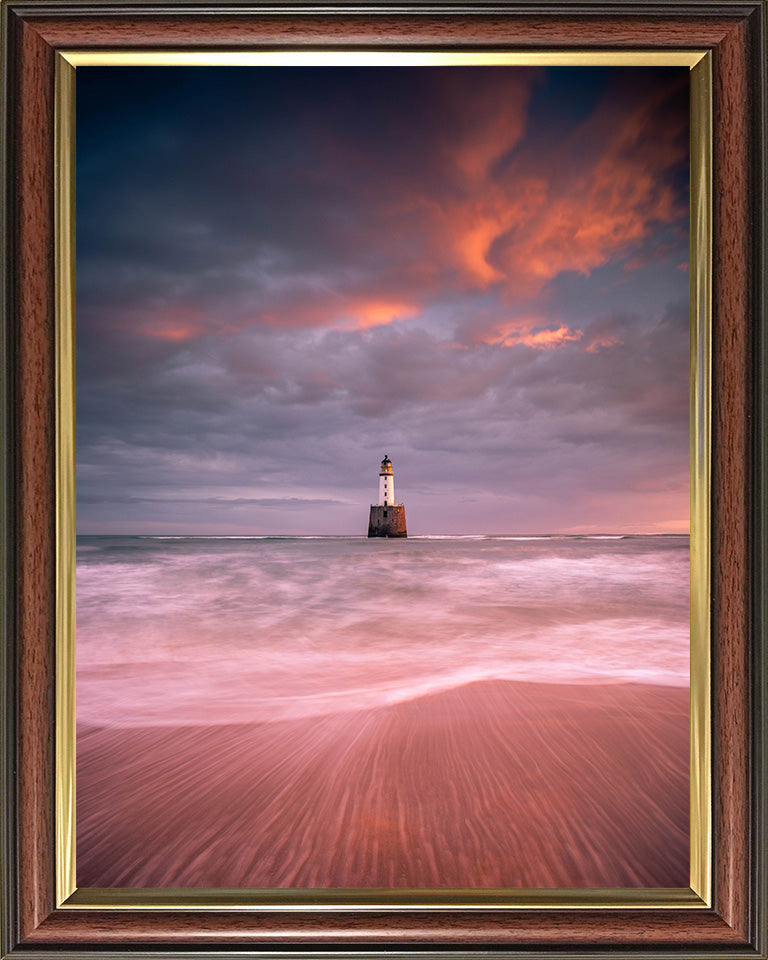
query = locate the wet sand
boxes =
[76,678,689,888]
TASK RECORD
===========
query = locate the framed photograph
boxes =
[1,2,765,957]
[69,50,706,900]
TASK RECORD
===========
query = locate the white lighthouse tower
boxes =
[379,455,394,507]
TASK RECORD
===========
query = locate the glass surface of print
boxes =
[75,65,691,889]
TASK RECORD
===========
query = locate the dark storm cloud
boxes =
[77,65,690,534]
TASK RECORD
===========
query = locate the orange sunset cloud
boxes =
[351,300,421,329]
[478,317,583,350]
[423,78,688,299]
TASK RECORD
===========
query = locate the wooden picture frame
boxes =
[1,1,765,956]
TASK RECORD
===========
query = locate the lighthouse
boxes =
[379,455,395,507]
[367,455,407,538]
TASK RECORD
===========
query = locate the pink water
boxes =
[76,534,689,728]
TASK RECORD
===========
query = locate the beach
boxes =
[77,677,688,889]
[76,534,690,888]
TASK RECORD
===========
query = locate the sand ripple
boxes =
[76,679,689,888]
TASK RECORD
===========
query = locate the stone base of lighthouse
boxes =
[367,505,407,538]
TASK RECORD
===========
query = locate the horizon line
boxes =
[75,531,691,538]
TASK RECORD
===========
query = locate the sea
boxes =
[75,534,690,729]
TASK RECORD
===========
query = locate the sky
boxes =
[76,65,690,535]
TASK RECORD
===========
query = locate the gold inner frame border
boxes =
[54,48,712,912]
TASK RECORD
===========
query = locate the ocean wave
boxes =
[77,535,690,726]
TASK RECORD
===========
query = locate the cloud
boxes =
[435,74,689,299]
[79,494,346,508]
[77,298,689,531]
[510,326,583,349]
[585,333,623,353]
[474,317,584,349]
[79,67,687,353]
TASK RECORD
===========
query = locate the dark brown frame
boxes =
[1,2,766,956]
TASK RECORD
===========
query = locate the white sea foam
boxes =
[76,534,690,727]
